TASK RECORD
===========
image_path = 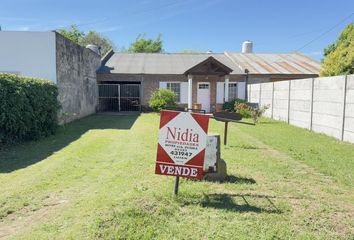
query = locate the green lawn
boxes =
[0,113,353,239]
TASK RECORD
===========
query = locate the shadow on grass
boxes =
[227,144,260,150]
[224,175,256,184]
[0,114,139,173]
[203,174,256,184]
[200,193,282,214]
[257,121,279,125]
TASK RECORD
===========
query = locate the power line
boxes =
[53,0,192,31]
[295,12,354,51]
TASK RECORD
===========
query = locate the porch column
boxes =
[188,74,193,109]
[224,75,230,102]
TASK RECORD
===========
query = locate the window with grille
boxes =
[228,83,238,100]
[166,82,181,102]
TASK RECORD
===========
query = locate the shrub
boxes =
[235,102,252,118]
[223,98,247,112]
[149,89,177,111]
[231,99,269,123]
[0,73,60,144]
[250,105,269,124]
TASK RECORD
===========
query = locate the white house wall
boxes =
[0,31,57,82]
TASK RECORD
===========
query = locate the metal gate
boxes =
[98,83,141,112]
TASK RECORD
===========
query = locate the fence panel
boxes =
[260,82,273,118]
[247,74,354,143]
[273,81,290,122]
[289,78,312,129]
[312,76,345,139]
[344,75,354,142]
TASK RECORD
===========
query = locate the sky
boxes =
[0,0,353,61]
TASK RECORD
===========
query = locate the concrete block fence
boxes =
[247,74,354,143]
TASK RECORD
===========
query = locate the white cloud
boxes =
[99,26,123,33]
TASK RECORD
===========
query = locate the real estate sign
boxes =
[155,110,209,179]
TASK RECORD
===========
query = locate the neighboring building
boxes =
[0,31,101,122]
[97,44,321,112]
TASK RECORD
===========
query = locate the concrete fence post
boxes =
[341,75,348,141]
[271,82,274,119]
[309,78,315,131]
[287,80,291,124]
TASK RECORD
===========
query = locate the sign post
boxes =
[174,176,180,195]
[155,110,209,194]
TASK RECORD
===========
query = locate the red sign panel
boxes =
[155,110,209,179]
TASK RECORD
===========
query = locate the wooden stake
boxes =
[174,176,180,195]
[224,121,228,145]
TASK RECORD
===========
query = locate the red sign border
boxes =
[155,110,209,180]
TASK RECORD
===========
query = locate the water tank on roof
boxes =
[86,44,101,55]
[242,40,253,53]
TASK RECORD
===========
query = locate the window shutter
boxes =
[237,82,246,100]
[180,82,188,104]
[216,82,224,103]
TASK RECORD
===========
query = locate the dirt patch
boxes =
[0,195,68,239]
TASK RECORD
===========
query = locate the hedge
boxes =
[0,73,60,144]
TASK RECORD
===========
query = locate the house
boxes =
[0,31,321,117]
[0,31,101,123]
[97,43,321,112]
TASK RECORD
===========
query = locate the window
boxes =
[228,83,238,100]
[167,82,181,102]
[198,84,209,89]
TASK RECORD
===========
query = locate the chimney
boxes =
[241,40,253,53]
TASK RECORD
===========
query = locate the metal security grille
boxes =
[98,83,141,112]
[120,84,140,111]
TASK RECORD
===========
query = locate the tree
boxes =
[57,25,84,44]
[57,25,115,56]
[79,31,115,56]
[128,34,163,53]
[320,23,354,76]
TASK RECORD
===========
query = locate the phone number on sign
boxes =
[170,151,192,157]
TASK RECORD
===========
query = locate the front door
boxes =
[197,83,210,112]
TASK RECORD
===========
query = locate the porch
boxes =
[183,56,246,113]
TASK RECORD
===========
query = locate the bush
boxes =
[250,105,269,124]
[149,89,177,111]
[233,100,269,123]
[235,102,252,118]
[222,98,247,112]
[0,74,60,144]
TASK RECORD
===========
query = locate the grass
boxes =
[0,113,353,239]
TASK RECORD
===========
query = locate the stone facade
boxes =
[56,33,101,123]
